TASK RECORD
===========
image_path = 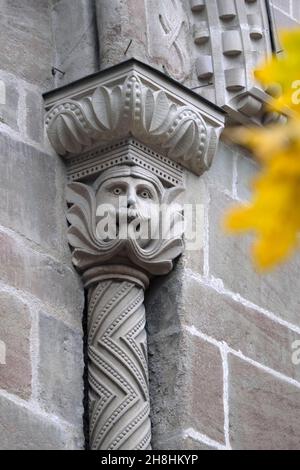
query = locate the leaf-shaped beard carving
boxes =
[66,166,184,276]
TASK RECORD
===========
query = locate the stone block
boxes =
[229,354,300,450]
[51,0,98,85]
[209,188,300,327]
[272,7,299,31]
[0,291,31,400]
[149,330,225,446]
[158,433,217,450]
[0,393,70,450]
[181,276,300,382]
[0,72,19,131]
[0,133,68,256]
[25,89,43,143]
[38,313,84,426]
[0,229,84,321]
[182,171,206,275]
[236,152,258,201]
[271,0,291,14]
[0,1,53,86]
[205,141,234,194]
[146,267,184,336]
[292,1,300,22]
[147,268,300,382]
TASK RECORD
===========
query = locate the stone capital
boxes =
[44,59,224,177]
[44,60,224,281]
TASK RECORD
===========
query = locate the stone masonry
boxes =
[0,1,84,450]
[1,0,300,451]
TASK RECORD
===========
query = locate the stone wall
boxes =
[271,0,300,37]
[0,0,85,450]
[146,139,300,450]
[50,0,99,86]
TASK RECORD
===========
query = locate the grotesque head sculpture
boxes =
[67,164,184,276]
[94,166,163,248]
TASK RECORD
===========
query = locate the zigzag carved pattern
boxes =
[88,280,151,450]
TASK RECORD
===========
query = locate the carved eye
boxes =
[113,187,123,196]
[139,189,152,199]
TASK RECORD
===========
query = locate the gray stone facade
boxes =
[0,0,300,451]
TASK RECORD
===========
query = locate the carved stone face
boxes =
[95,175,161,248]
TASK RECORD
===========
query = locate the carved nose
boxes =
[127,190,137,208]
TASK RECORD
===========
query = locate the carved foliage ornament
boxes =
[45,69,223,176]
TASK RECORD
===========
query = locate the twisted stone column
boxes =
[87,275,151,450]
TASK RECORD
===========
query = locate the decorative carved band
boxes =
[88,279,151,450]
[65,138,184,188]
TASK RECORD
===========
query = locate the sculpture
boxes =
[44,60,224,450]
[66,164,184,449]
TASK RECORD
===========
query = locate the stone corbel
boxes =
[44,59,224,450]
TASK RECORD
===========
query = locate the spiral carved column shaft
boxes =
[87,278,151,450]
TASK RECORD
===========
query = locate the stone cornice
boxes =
[44,60,225,176]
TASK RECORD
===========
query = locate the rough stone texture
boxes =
[95,0,197,82]
[272,7,299,31]
[25,89,44,144]
[0,72,19,131]
[0,290,31,400]
[0,394,72,450]
[38,313,84,426]
[181,172,206,276]
[209,187,300,327]
[0,132,68,255]
[147,268,300,382]
[158,433,217,451]
[270,0,300,51]
[229,355,300,450]
[0,228,83,318]
[0,0,86,452]
[51,0,99,86]
[271,0,290,13]
[148,329,225,448]
[0,0,53,87]
[292,1,300,22]
[236,153,258,202]
[206,141,234,195]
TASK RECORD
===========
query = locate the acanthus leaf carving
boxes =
[45,63,224,176]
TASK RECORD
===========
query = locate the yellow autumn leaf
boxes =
[225,28,300,270]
